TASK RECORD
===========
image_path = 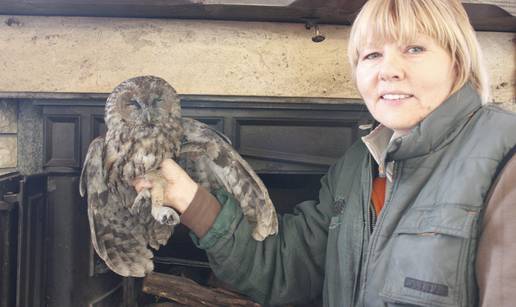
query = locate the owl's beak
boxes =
[142,109,152,124]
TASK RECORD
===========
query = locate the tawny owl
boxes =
[79,76,278,277]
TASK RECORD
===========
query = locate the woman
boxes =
[135,0,516,306]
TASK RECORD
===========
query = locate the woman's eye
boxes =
[363,52,381,60]
[407,46,424,54]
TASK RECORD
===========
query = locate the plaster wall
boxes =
[1,16,514,101]
[0,15,514,173]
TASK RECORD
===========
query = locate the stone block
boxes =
[0,101,17,133]
[0,135,17,168]
[0,168,16,175]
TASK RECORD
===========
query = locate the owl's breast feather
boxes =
[129,136,170,173]
[106,125,180,185]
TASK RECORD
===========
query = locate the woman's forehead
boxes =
[358,31,436,50]
[358,35,413,50]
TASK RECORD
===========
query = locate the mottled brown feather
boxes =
[80,76,278,277]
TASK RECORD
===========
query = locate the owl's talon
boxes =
[131,189,151,214]
[151,205,180,226]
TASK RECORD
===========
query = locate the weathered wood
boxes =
[142,272,260,307]
[0,0,513,31]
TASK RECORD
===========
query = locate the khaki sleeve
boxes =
[476,154,516,307]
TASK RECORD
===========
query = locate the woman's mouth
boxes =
[380,93,414,105]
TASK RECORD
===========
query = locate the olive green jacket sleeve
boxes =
[189,161,342,306]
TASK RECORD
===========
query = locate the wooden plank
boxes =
[142,272,260,307]
[0,0,513,31]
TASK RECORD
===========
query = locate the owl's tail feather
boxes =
[88,196,174,277]
[82,133,175,277]
[88,201,152,277]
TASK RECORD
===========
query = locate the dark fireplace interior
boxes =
[0,94,370,307]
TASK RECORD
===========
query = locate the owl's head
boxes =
[105,76,181,130]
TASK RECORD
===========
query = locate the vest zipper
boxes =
[369,203,377,234]
[363,155,374,238]
[355,155,373,306]
[359,161,401,306]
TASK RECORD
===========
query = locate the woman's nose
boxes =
[379,52,405,81]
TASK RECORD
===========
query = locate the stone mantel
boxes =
[0,92,362,105]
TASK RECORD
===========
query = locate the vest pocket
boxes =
[379,205,480,307]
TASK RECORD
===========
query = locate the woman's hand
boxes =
[132,159,198,214]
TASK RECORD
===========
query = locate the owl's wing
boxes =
[178,118,278,241]
[80,137,173,277]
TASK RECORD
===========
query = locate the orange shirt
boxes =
[371,177,387,216]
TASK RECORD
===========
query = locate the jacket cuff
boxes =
[190,189,239,250]
[180,186,221,238]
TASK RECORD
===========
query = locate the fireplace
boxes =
[0,94,370,306]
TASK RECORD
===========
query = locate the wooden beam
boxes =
[0,0,513,31]
[142,272,260,307]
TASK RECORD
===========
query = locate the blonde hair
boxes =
[347,0,490,103]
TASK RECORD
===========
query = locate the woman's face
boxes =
[355,34,456,133]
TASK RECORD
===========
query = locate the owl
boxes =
[79,76,278,277]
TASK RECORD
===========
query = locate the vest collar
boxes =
[386,83,482,161]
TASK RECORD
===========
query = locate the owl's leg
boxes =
[147,172,180,226]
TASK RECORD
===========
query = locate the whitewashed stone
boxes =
[0,135,17,168]
[0,101,17,133]
[0,16,512,104]
[0,168,16,175]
